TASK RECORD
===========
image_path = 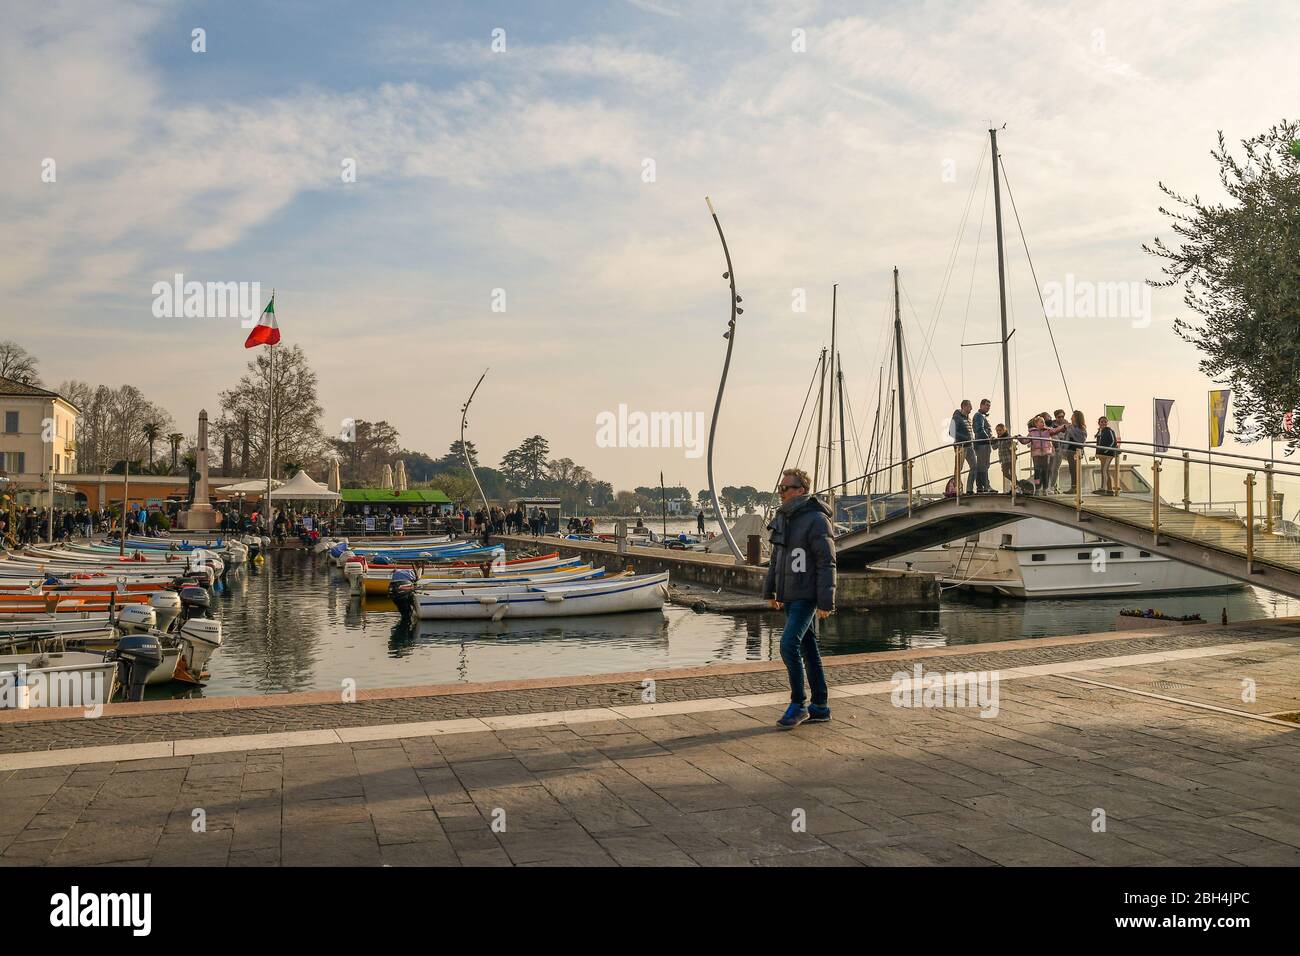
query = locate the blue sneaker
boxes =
[777,703,808,729]
[806,704,832,723]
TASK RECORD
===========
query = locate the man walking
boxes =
[973,398,993,493]
[763,467,837,729]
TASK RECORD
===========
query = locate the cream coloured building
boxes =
[0,375,79,486]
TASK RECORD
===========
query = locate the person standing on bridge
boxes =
[950,400,976,495]
[1096,416,1120,494]
[973,398,994,493]
[1063,411,1088,494]
[764,467,837,729]
[994,424,1014,491]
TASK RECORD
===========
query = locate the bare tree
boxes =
[0,342,40,384]
[216,344,326,479]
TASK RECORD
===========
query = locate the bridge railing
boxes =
[820,437,1300,577]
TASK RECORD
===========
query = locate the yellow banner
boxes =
[1208,389,1231,448]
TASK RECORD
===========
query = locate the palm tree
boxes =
[167,433,183,473]
[142,422,161,467]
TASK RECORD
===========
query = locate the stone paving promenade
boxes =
[0,620,1296,866]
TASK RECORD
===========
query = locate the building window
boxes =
[1031,553,1046,562]
[1109,551,1122,559]
[1139,550,1151,557]
[3,411,16,434]
[1077,552,1091,559]
[2,452,25,473]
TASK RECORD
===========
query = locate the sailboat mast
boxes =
[827,284,837,508]
[813,347,827,491]
[837,352,847,493]
[990,127,1013,431]
[893,267,909,491]
[887,389,896,492]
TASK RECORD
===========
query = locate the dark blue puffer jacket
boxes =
[762,495,837,611]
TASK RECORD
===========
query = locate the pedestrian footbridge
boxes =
[820,441,1300,598]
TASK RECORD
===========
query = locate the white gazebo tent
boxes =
[270,470,340,502]
[214,477,284,525]
[269,470,341,528]
[216,478,284,496]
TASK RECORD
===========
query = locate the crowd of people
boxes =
[950,400,1122,496]
[465,504,553,538]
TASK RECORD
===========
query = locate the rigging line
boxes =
[998,155,1073,412]
[912,147,987,404]
[843,390,867,479]
[899,330,935,488]
[901,279,956,413]
[959,166,992,395]
[863,366,883,478]
[925,142,988,343]
[854,294,893,396]
[777,356,825,488]
[869,352,893,476]
[904,346,933,488]
[793,377,821,476]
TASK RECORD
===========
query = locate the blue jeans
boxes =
[780,599,828,707]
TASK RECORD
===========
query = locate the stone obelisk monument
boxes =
[183,409,218,530]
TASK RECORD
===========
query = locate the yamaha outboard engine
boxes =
[388,568,417,616]
[179,586,212,620]
[107,634,163,702]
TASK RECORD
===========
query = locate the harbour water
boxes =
[166,548,1298,700]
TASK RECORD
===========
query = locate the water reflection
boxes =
[146,549,1292,700]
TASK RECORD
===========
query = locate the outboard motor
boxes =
[107,634,163,702]
[388,568,417,616]
[116,604,158,634]
[173,618,223,684]
[179,586,212,620]
[150,590,183,628]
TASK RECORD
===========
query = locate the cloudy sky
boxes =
[4,0,1293,492]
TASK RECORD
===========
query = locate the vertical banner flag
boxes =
[1208,390,1231,448]
[1153,399,1175,453]
[1104,405,1124,423]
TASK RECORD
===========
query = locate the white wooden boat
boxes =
[413,571,669,620]
[0,651,117,709]
[415,566,607,590]
[356,555,584,594]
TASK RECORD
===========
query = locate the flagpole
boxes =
[1207,391,1212,511]
[266,340,274,534]
[264,290,275,537]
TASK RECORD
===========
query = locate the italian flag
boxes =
[244,296,281,348]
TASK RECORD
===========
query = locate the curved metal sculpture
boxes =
[704,197,745,562]
[460,369,490,511]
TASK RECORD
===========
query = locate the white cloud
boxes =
[6,0,1298,486]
